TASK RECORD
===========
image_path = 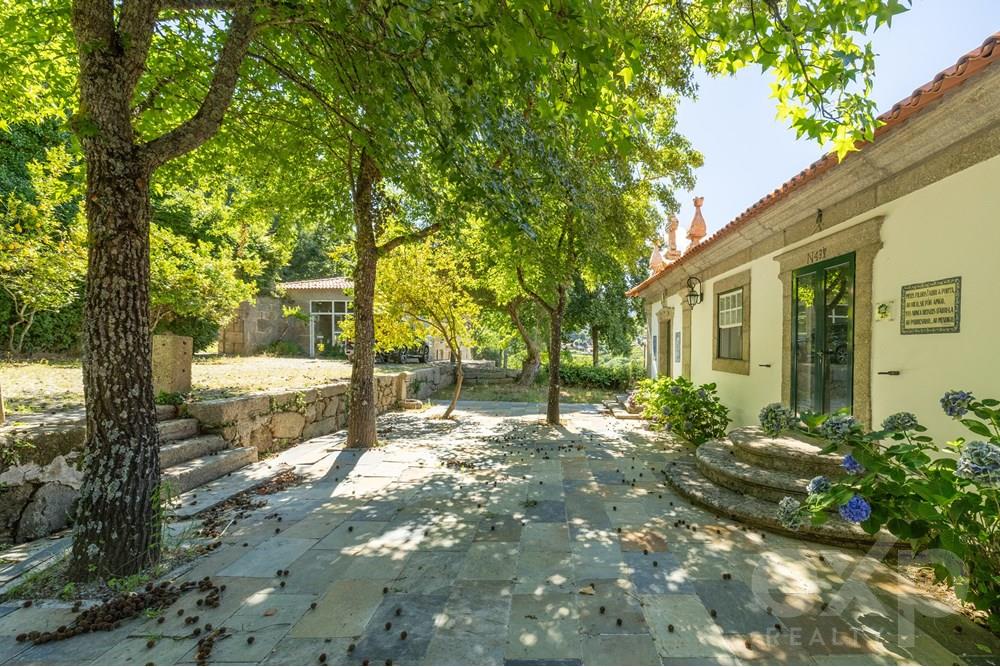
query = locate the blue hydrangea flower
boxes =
[662,405,672,416]
[881,412,919,432]
[955,440,1000,488]
[838,495,872,524]
[842,454,865,475]
[820,414,860,443]
[697,388,708,399]
[776,496,803,531]
[940,390,974,418]
[758,403,797,437]
[806,475,831,495]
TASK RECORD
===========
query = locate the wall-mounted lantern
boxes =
[685,276,703,308]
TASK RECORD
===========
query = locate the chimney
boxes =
[665,214,681,261]
[687,196,707,248]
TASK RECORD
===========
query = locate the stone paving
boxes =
[0,401,997,665]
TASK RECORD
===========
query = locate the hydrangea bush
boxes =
[758,403,797,437]
[635,376,730,445]
[780,393,1000,631]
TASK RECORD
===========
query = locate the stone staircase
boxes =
[664,426,894,548]
[155,405,258,495]
[602,394,643,420]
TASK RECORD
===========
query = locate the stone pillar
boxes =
[152,334,193,395]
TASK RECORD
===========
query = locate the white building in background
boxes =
[628,33,1000,441]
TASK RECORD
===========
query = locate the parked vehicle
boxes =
[345,340,430,364]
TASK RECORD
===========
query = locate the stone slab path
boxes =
[0,402,997,665]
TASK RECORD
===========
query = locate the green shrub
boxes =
[635,376,730,445]
[155,315,219,353]
[542,360,642,390]
[0,290,83,353]
[262,339,305,357]
[781,392,1000,631]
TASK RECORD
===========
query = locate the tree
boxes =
[148,223,255,333]
[0,143,86,353]
[367,237,480,418]
[1,0,272,579]
[565,268,645,366]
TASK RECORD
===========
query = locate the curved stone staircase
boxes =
[664,426,893,548]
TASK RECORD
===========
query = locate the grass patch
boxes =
[431,382,611,404]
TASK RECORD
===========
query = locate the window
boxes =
[717,288,743,360]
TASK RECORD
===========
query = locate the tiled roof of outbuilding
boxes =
[279,277,353,290]
[627,31,1000,297]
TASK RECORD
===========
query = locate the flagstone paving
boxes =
[0,401,997,665]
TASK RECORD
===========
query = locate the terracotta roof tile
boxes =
[627,31,1000,297]
[279,277,353,290]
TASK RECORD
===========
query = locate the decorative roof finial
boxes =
[687,196,707,247]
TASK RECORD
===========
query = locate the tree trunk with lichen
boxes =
[66,0,254,580]
[68,151,162,580]
[347,149,381,447]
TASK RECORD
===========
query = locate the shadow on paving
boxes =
[0,402,995,666]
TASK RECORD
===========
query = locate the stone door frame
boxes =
[775,216,884,427]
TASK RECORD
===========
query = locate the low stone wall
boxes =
[461,366,521,385]
[185,364,454,452]
[0,364,454,543]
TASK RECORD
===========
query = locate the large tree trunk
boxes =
[347,149,381,447]
[508,300,541,386]
[545,285,567,425]
[68,152,161,580]
[591,325,599,367]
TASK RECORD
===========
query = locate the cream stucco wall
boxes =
[646,153,1000,441]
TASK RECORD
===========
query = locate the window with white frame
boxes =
[717,288,743,360]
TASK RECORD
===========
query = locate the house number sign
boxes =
[900,277,961,334]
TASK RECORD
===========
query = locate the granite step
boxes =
[159,434,228,469]
[157,418,199,443]
[696,439,813,503]
[156,404,179,421]
[728,426,845,477]
[162,446,258,495]
[663,458,892,549]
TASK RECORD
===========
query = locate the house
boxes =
[219,275,473,361]
[218,277,352,357]
[627,33,1000,440]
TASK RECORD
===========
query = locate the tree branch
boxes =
[517,266,555,314]
[142,8,256,167]
[376,221,444,257]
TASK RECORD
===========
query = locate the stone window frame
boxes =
[711,269,752,375]
[775,216,883,427]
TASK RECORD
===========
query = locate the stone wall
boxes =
[0,364,454,543]
[185,364,454,452]
[0,412,86,542]
[219,296,305,356]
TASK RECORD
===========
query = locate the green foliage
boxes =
[636,376,731,445]
[154,315,219,354]
[0,289,82,353]
[0,137,85,352]
[565,269,645,360]
[261,340,305,358]
[149,224,254,337]
[547,360,642,391]
[154,391,186,407]
[794,398,1000,631]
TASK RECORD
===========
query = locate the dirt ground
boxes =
[0,355,428,415]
